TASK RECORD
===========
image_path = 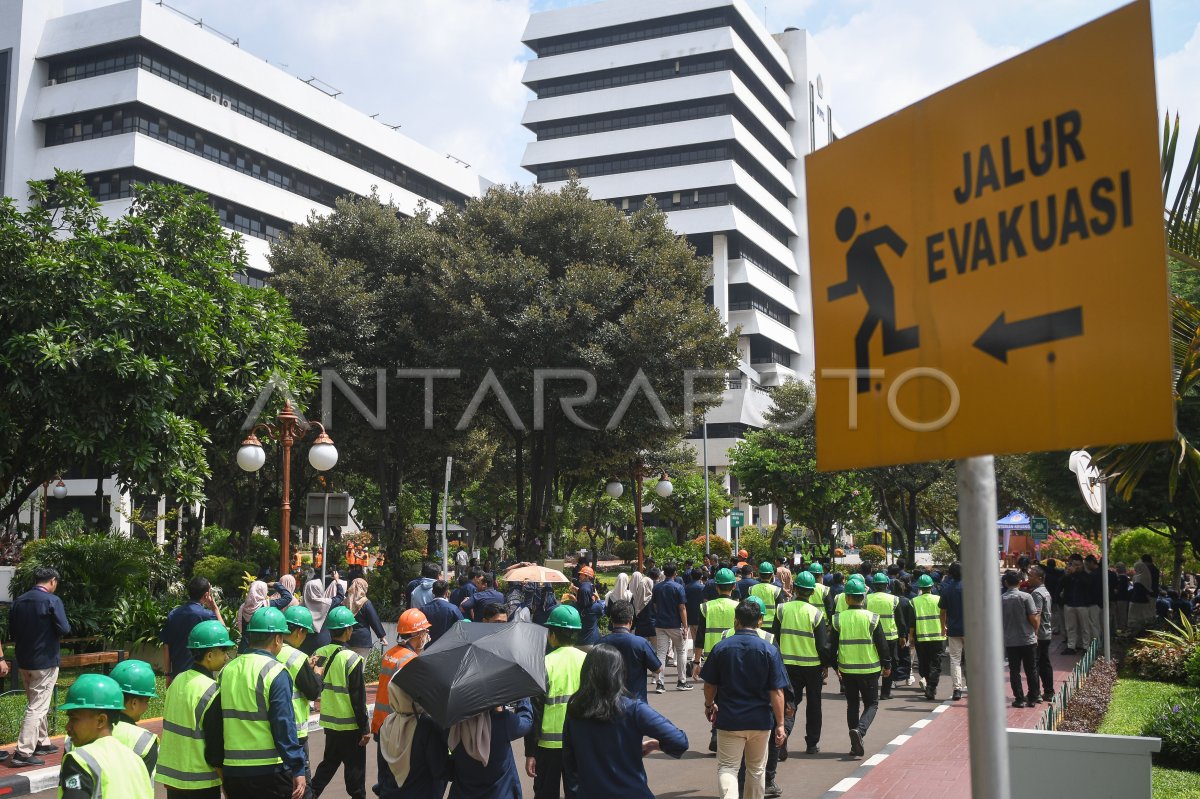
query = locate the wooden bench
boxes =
[58,650,122,671]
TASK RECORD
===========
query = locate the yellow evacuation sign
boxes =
[807,0,1173,471]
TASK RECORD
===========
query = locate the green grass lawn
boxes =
[0,673,166,746]
[1098,676,1200,797]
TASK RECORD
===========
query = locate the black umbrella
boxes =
[393,621,548,729]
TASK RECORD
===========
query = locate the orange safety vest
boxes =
[371,645,418,734]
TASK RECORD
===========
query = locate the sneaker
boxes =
[655,683,667,695]
[0,751,8,762]
[952,689,962,701]
[777,744,789,762]
[906,675,914,686]
[925,688,937,701]
[677,682,695,691]
[32,744,57,756]
[765,780,783,798]
[849,729,865,758]
[1012,698,1026,708]
[805,745,821,755]
[8,755,44,768]
[919,677,927,690]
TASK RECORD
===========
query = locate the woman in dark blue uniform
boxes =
[447,700,533,799]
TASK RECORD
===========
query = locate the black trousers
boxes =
[1006,644,1038,701]
[915,641,944,692]
[843,673,880,737]
[166,788,222,799]
[311,729,367,799]
[224,770,295,799]
[786,665,823,747]
[894,642,912,682]
[534,745,576,799]
[1035,639,1054,697]
[880,640,899,694]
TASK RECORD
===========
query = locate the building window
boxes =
[728,284,792,325]
[749,335,793,367]
[728,236,792,286]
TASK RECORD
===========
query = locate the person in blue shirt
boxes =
[940,562,966,700]
[160,576,224,683]
[7,567,71,767]
[447,700,533,799]
[421,581,465,644]
[563,644,687,799]
[575,578,602,648]
[597,601,662,702]
[704,564,742,601]
[462,574,505,623]
[652,564,692,691]
[734,566,759,604]
[700,601,789,799]
[449,572,477,607]
[685,569,706,656]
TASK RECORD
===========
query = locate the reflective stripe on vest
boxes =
[68,734,154,799]
[372,646,417,734]
[539,646,586,749]
[750,583,781,625]
[720,627,774,645]
[778,600,824,667]
[277,644,310,739]
[866,591,900,640]
[318,644,364,731]
[806,583,828,608]
[219,652,286,767]
[157,670,221,789]
[701,598,738,654]
[912,593,946,642]
[833,609,881,674]
[111,721,156,779]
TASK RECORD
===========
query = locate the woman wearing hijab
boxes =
[446,700,533,799]
[605,573,632,608]
[376,681,449,798]
[237,580,269,652]
[563,644,687,799]
[630,572,656,639]
[346,577,389,657]
[299,575,346,655]
[271,573,300,608]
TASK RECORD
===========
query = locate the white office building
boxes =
[1,0,492,534]
[521,0,841,535]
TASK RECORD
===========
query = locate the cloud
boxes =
[1157,22,1200,125]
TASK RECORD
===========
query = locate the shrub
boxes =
[1188,646,1200,688]
[16,532,178,607]
[193,555,256,598]
[1111,528,1200,574]
[1058,658,1118,733]
[860,545,886,565]
[1128,642,1197,683]
[1040,530,1100,562]
[1143,694,1200,769]
[614,540,638,564]
[367,566,400,622]
[649,542,703,569]
[108,590,169,647]
[694,535,731,560]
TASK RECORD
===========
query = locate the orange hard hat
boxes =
[739,549,749,559]
[398,609,431,636]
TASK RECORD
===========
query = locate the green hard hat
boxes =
[109,659,157,698]
[759,561,775,575]
[325,606,357,631]
[808,562,824,575]
[744,596,766,614]
[917,574,935,589]
[247,607,289,634]
[284,605,316,633]
[872,572,889,585]
[844,576,868,595]
[188,619,235,650]
[546,605,582,630]
[715,568,737,585]
[796,571,816,589]
[59,673,125,712]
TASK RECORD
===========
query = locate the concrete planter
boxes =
[0,566,15,603]
[1007,729,1160,799]
[123,642,167,673]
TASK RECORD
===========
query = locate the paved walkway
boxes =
[828,646,1084,799]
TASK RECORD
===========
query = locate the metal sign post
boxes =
[1101,480,1111,663]
[957,455,1011,799]
[441,457,453,578]
[702,420,711,556]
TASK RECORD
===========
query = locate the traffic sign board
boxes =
[729,509,744,529]
[808,0,1173,471]
[1031,517,1050,542]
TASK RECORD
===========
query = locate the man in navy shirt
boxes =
[598,600,662,702]
[701,601,788,799]
[160,576,224,681]
[462,573,505,623]
[685,569,706,655]
[652,564,692,691]
[735,566,759,604]
[421,580,465,643]
[7,567,70,767]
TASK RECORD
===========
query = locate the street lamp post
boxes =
[236,401,338,579]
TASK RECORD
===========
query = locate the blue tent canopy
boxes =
[996,510,1031,530]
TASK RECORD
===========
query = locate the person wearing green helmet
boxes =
[831,573,891,759]
[58,673,153,798]
[720,596,775,645]
[773,570,831,757]
[911,572,946,701]
[805,561,832,614]
[277,606,323,792]
[694,568,739,754]
[310,605,369,799]
[866,573,902,700]
[105,659,160,780]
[525,603,586,799]
[218,606,307,799]
[157,619,233,799]
[750,563,785,632]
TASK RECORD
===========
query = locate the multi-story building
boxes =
[1,0,491,535]
[521,0,841,537]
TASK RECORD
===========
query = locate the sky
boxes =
[68,0,1200,186]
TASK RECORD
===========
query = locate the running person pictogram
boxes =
[826,206,920,393]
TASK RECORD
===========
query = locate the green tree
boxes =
[651,470,733,543]
[0,172,308,530]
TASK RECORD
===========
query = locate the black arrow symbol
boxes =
[974,307,1084,363]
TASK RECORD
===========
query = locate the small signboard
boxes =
[306,493,351,527]
[730,509,745,529]
[1031,517,1050,542]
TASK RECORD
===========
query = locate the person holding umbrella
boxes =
[376,679,449,798]
[562,644,688,799]
[525,605,587,799]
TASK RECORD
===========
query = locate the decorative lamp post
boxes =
[236,401,337,579]
[52,479,68,500]
[619,462,674,571]
[605,480,623,498]
[40,478,68,536]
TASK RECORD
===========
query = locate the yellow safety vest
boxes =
[807,583,828,608]
[833,608,881,674]
[834,592,850,614]
[912,593,946,642]
[157,669,221,790]
[539,646,586,749]
[316,644,364,731]
[59,734,153,799]
[778,600,825,667]
[701,597,739,654]
[219,651,286,768]
[866,591,900,641]
[277,644,311,739]
[111,720,157,780]
[750,583,782,625]
[720,627,774,645]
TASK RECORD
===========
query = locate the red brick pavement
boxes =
[840,647,1084,798]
